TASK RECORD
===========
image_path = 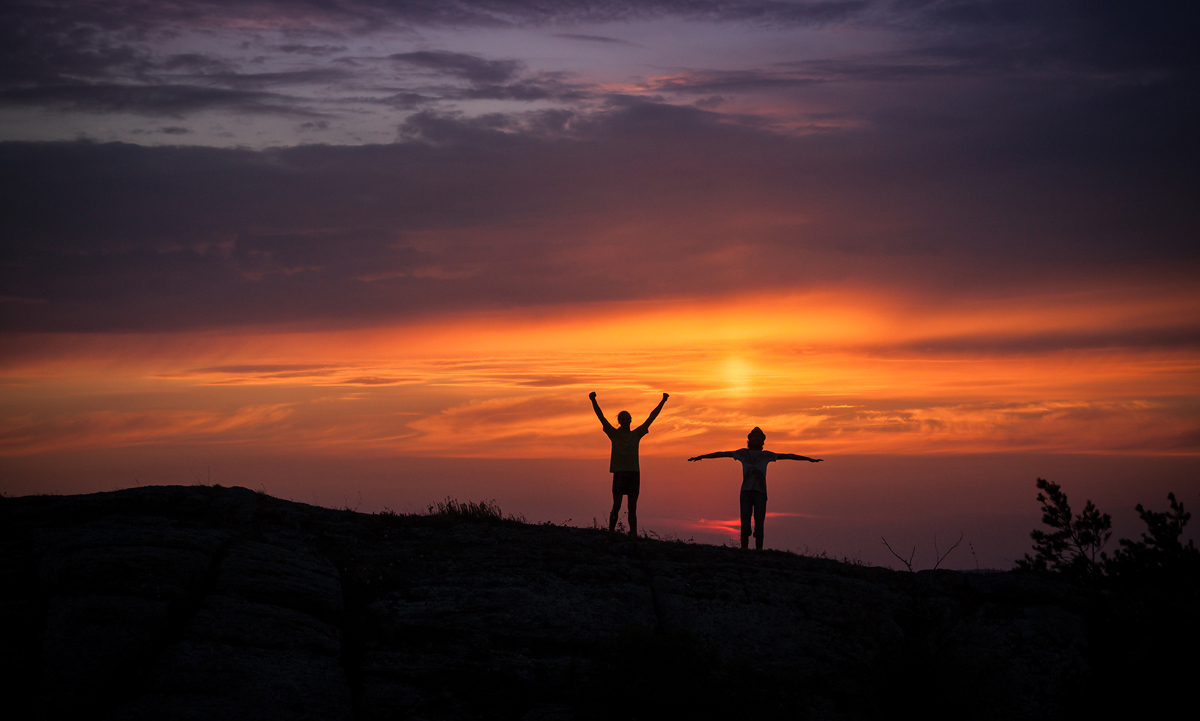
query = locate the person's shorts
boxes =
[612,471,641,497]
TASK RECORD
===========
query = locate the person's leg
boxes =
[625,473,641,538]
[627,491,638,537]
[609,474,625,531]
[753,493,766,550]
[610,491,623,531]
[740,491,752,549]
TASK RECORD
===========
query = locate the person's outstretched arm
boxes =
[589,391,614,430]
[641,392,669,429]
[776,453,823,462]
[688,450,738,462]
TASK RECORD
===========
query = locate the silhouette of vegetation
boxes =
[426,496,505,522]
[881,531,963,571]
[795,546,866,565]
[880,536,915,571]
[932,532,963,569]
[1105,492,1200,590]
[1018,478,1199,589]
[1016,478,1111,581]
[1016,482,1200,718]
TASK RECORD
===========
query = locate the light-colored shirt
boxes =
[732,448,778,497]
[604,424,649,472]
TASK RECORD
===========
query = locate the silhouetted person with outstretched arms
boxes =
[591,391,669,537]
[688,427,822,550]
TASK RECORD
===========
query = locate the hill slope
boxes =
[1,485,1106,720]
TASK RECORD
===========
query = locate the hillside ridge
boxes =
[1,485,1111,719]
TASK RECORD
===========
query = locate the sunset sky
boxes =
[3,0,1198,567]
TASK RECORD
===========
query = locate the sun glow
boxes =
[2,284,1198,460]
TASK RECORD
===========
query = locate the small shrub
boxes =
[1105,492,1200,588]
[1017,480,1200,591]
[1016,478,1111,580]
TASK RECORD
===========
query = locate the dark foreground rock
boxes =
[0,485,1184,720]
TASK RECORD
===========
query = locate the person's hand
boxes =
[811,458,823,462]
[662,392,669,400]
[688,456,700,462]
[589,391,597,400]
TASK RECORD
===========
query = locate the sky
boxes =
[2,0,1199,567]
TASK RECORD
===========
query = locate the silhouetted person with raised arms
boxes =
[689,427,822,550]
[591,391,669,537]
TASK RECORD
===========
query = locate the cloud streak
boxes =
[2,288,1197,459]
[0,83,325,117]
[2,0,1193,138]
[3,85,1196,333]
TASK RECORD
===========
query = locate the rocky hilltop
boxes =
[0,485,1160,720]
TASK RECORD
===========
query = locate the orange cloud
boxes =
[0,405,295,456]
[1,282,1197,459]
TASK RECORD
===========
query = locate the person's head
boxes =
[747,427,766,450]
[617,410,632,428]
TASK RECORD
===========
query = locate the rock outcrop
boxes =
[0,486,1119,719]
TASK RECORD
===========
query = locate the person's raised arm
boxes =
[641,392,669,429]
[589,391,614,430]
[776,453,823,462]
[688,450,738,462]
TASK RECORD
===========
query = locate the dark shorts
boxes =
[612,471,641,497]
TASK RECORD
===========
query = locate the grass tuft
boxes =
[426,497,505,522]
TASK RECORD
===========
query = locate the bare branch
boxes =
[881,536,915,572]
[932,531,964,570]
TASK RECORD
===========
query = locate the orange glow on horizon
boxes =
[2,283,1198,460]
